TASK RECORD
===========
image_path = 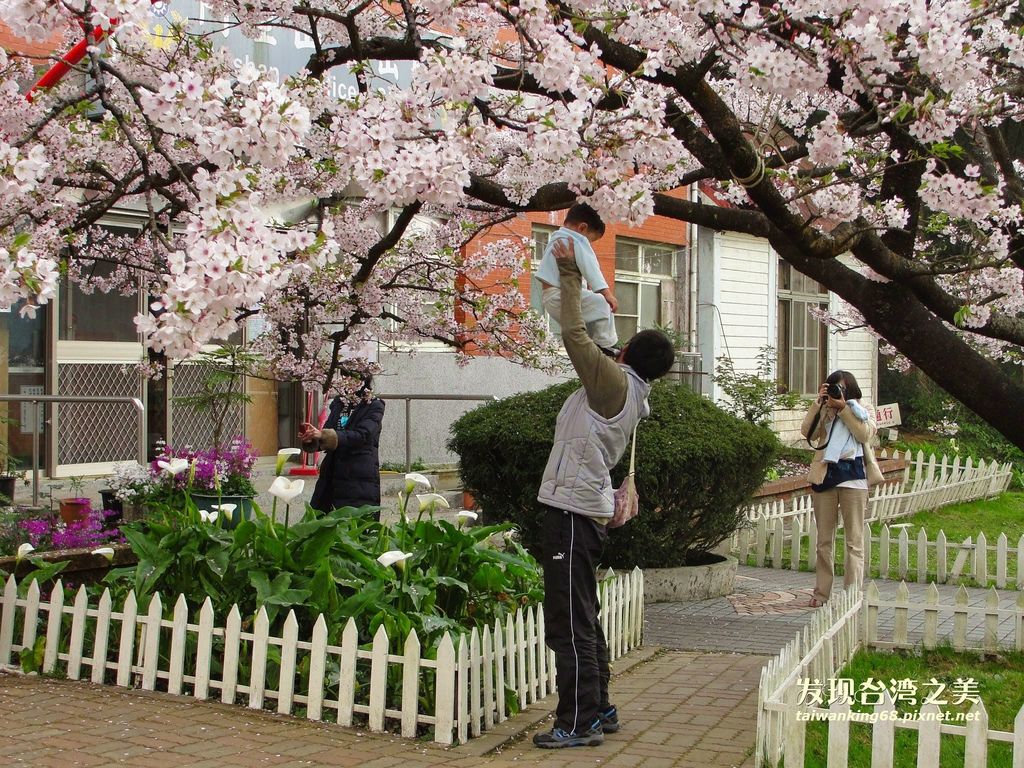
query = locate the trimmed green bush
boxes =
[448,380,779,568]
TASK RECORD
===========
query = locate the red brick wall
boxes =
[465,191,690,332]
[0,23,63,59]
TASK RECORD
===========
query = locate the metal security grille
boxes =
[57,363,143,465]
[169,362,245,449]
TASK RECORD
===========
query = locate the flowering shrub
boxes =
[0,508,124,556]
[153,436,258,498]
[108,462,157,503]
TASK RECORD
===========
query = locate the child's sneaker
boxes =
[532,719,604,748]
[598,705,620,733]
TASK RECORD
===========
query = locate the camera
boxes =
[827,382,845,400]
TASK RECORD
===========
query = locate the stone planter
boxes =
[754,457,907,504]
[642,553,737,603]
[0,542,136,586]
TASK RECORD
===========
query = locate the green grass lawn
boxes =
[740,492,1024,587]
[804,647,1024,767]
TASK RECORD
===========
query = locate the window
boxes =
[529,225,560,334]
[59,227,142,343]
[613,238,677,340]
[777,262,828,395]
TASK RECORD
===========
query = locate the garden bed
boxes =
[804,647,1023,767]
[0,542,135,583]
[754,455,907,503]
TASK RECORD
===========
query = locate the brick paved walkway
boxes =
[5,564,1016,767]
[0,649,763,768]
[646,564,1024,653]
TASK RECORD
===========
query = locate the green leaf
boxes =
[337,580,386,620]
[307,560,340,618]
[19,634,44,673]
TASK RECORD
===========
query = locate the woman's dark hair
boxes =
[622,329,676,382]
[827,370,862,400]
[564,203,606,237]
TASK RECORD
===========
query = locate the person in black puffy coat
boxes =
[299,377,385,514]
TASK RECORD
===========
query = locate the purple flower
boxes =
[13,507,124,554]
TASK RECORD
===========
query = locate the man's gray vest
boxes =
[537,366,651,519]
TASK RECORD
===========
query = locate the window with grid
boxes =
[613,238,676,340]
[777,261,829,395]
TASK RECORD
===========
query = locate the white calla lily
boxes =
[269,476,305,503]
[376,550,412,569]
[91,547,115,560]
[199,509,220,523]
[157,458,189,476]
[214,503,237,514]
[404,472,432,494]
[416,492,450,510]
[275,448,301,475]
[16,542,34,561]
[456,510,478,525]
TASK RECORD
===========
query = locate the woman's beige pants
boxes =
[812,487,869,603]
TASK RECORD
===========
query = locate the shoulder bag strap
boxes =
[627,420,639,478]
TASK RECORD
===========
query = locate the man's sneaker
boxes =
[598,705,620,733]
[533,719,604,749]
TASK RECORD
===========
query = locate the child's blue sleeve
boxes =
[534,236,561,287]
[574,236,608,292]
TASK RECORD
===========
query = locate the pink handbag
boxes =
[609,422,639,529]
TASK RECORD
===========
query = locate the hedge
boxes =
[448,380,779,568]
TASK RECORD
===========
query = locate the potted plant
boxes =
[0,415,21,505]
[0,454,19,506]
[155,437,258,528]
[59,476,91,524]
[172,345,255,453]
[104,462,157,525]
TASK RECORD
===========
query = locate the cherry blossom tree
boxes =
[1,0,1023,447]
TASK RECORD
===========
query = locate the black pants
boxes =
[541,506,610,733]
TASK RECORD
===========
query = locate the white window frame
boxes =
[613,238,677,340]
[777,262,829,396]
[529,224,561,334]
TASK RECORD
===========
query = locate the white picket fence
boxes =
[758,581,1024,767]
[742,450,1013,531]
[0,567,644,745]
[737,517,1024,590]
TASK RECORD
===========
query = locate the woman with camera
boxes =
[802,370,884,607]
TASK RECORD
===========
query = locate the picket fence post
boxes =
[0,567,646,749]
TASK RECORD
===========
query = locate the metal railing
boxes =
[376,393,497,472]
[0,395,146,507]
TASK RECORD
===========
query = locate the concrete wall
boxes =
[374,348,572,467]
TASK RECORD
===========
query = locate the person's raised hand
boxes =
[298,422,321,442]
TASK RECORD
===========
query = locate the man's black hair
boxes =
[564,203,606,237]
[622,329,676,382]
